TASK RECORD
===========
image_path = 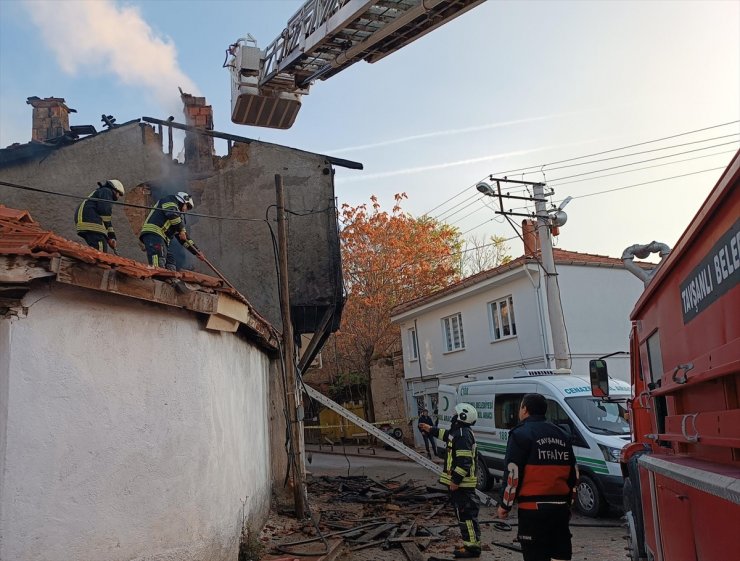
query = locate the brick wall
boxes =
[180,90,214,172]
[26,96,75,142]
[369,353,411,439]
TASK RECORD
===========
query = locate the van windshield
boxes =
[565,397,630,435]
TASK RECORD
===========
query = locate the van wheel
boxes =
[576,474,603,517]
[476,458,492,491]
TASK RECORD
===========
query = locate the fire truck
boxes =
[590,149,740,561]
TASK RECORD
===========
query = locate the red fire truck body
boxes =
[620,150,740,561]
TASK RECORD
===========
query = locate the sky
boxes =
[0,0,738,259]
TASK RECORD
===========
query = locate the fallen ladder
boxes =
[303,384,495,506]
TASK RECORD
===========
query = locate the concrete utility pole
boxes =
[532,182,570,370]
[275,174,306,519]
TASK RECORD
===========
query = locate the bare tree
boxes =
[459,234,512,277]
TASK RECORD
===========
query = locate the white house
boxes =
[391,237,646,443]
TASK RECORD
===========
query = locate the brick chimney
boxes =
[26,96,76,142]
[522,219,540,256]
[180,90,214,172]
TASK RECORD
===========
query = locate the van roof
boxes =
[460,375,631,396]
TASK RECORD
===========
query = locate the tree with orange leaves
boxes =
[327,194,462,411]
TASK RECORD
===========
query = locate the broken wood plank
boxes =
[400,541,426,561]
[355,523,397,543]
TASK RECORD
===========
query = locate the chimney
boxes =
[180,90,214,172]
[26,96,76,142]
[522,219,539,256]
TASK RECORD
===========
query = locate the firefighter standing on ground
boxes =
[75,179,125,252]
[498,393,578,561]
[139,191,204,270]
[419,403,481,558]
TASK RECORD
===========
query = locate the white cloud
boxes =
[24,0,199,117]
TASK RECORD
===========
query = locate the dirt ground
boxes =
[257,457,628,561]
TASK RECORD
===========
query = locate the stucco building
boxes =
[391,230,646,448]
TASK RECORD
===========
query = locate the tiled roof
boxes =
[0,204,279,348]
[392,247,650,317]
[0,204,236,290]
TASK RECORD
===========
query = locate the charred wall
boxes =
[0,120,343,332]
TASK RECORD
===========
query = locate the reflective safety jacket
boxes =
[75,185,117,239]
[430,425,478,488]
[139,195,199,256]
[500,415,577,511]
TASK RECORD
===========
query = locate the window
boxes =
[489,296,517,341]
[494,394,524,429]
[646,331,663,383]
[408,327,419,360]
[442,313,465,352]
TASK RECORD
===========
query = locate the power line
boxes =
[539,137,738,182]
[0,180,330,222]
[547,148,737,188]
[431,139,738,221]
[461,165,726,235]
[571,166,726,200]
[423,119,739,219]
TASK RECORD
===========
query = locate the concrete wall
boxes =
[191,141,341,331]
[0,123,342,332]
[369,355,409,439]
[0,284,272,561]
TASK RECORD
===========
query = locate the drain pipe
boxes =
[622,241,671,285]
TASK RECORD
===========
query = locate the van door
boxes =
[484,392,525,475]
[543,398,588,448]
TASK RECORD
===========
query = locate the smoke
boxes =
[24,0,199,117]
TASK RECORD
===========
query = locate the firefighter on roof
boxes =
[75,179,125,252]
[419,403,481,558]
[139,191,204,270]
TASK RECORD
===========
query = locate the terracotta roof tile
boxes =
[0,204,240,298]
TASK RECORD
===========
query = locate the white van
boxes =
[437,370,631,517]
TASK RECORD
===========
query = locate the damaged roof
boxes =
[0,205,278,350]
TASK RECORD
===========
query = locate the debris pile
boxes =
[261,474,472,560]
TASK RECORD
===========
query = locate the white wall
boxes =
[558,265,643,381]
[398,267,548,388]
[0,285,272,561]
[397,262,643,413]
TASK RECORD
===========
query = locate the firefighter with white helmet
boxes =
[139,191,204,270]
[419,402,481,558]
[75,179,125,252]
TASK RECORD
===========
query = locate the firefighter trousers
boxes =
[79,232,108,253]
[141,233,176,271]
[450,488,480,550]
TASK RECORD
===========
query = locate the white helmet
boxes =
[175,191,194,210]
[454,403,478,425]
[104,179,125,197]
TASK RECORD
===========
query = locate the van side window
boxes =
[495,394,524,429]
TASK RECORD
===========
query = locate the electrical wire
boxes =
[0,179,331,222]
[424,120,740,221]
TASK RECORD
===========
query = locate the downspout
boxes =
[622,242,671,285]
[524,263,550,366]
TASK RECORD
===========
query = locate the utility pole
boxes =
[476,178,571,371]
[532,181,570,370]
[275,174,306,519]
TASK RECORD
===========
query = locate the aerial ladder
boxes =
[303,384,496,506]
[226,0,486,129]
